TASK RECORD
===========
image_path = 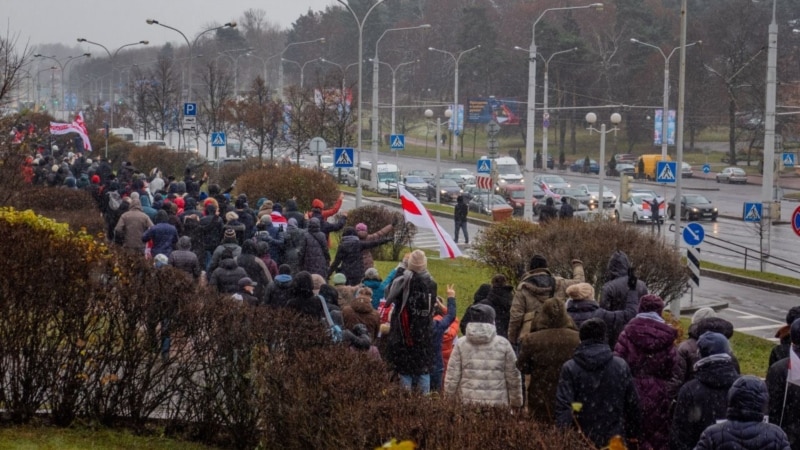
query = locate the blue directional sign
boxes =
[656,161,677,183]
[743,202,762,222]
[211,132,226,147]
[782,152,795,168]
[183,102,197,117]
[683,222,705,246]
[477,159,492,174]
[389,134,405,151]
[334,147,354,168]
[702,163,711,174]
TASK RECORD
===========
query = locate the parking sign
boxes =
[183,102,197,117]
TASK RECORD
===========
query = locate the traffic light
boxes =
[620,175,632,202]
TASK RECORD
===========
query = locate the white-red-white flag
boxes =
[49,112,93,152]
[790,347,800,386]
[399,186,462,258]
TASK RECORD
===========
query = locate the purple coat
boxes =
[614,316,678,450]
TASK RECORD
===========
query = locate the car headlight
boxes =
[691,208,698,212]
[713,208,718,212]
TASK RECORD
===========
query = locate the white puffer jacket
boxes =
[444,322,523,408]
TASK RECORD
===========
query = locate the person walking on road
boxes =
[454,195,469,244]
[648,196,663,234]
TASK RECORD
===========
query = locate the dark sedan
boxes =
[569,159,600,174]
[426,178,463,202]
[408,169,435,184]
[553,187,597,209]
[468,194,513,215]
[667,194,718,221]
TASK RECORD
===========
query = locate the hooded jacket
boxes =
[357,223,393,269]
[283,199,307,229]
[342,296,381,340]
[385,270,438,375]
[675,316,737,385]
[281,221,305,272]
[444,322,523,408]
[237,240,273,301]
[566,292,638,350]
[168,236,201,279]
[209,257,248,294]
[264,274,293,308]
[697,376,791,450]
[600,251,648,312]
[209,240,242,273]
[114,199,154,251]
[330,234,391,285]
[767,348,800,449]
[299,218,330,278]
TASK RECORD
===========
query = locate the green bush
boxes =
[233,165,339,211]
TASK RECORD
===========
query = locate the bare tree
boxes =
[196,60,234,159]
[0,30,31,108]
[146,56,179,139]
[233,76,284,161]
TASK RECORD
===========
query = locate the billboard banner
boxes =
[448,104,465,135]
[467,97,522,126]
[654,109,676,146]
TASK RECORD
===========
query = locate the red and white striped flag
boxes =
[49,112,93,152]
[399,186,462,258]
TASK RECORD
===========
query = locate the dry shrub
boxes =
[234,164,339,210]
[473,218,688,304]
[345,204,417,261]
[126,146,199,181]
[6,186,104,234]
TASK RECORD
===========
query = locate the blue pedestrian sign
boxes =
[211,132,226,147]
[389,134,405,151]
[702,164,711,174]
[334,147,354,168]
[183,102,197,117]
[743,202,762,222]
[656,161,677,183]
[477,159,492,174]
[683,222,705,246]
[782,153,795,168]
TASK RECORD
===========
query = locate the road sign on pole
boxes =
[656,161,677,183]
[782,152,795,168]
[683,222,705,246]
[485,120,500,136]
[309,136,327,156]
[389,134,405,151]
[183,102,197,117]
[477,158,492,174]
[792,206,800,237]
[182,116,197,131]
[211,132,226,147]
[334,147,354,168]
[702,164,711,174]
[687,246,701,288]
[743,202,763,222]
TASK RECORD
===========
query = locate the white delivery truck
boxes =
[479,156,523,187]
[358,161,400,195]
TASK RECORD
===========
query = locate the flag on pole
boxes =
[399,186,462,258]
[49,112,93,152]
[790,347,800,386]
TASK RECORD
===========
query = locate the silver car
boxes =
[716,167,747,184]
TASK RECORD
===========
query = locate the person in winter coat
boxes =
[767,318,800,449]
[696,376,791,450]
[255,215,285,265]
[445,303,523,408]
[209,228,242,273]
[538,197,558,223]
[341,287,381,340]
[431,289,457,393]
[331,273,357,307]
[286,271,326,320]
[307,194,344,221]
[283,199,307,230]
[517,297,580,423]
[770,306,800,368]
[613,294,678,450]
[600,250,648,313]
[199,204,224,271]
[674,307,738,386]
[565,282,638,350]
[556,318,640,447]
[308,209,347,244]
[168,235,202,281]
[281,218,305,273]
[341,323,381,360]
[461,274,513,339]
[255,240,278,279]
[355,222,394,269]
[142,209,178,257]
[299,218,331,279]
[386,250,438,394]
[440,311,460,385]
[453,195,469,244]
[362,268,384,309]
[507,254,585,346]
[670,332,741,450]
[232,277,259,306]
[236,240,272,302]
[209,249,248,294]
[330,227,392,286]
[114,198,154,252]
[264,264,293,308]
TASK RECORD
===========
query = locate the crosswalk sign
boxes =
[656,161,677,183]
[783,153,795,168]
[477,159,492,174]
[334,147,354,168]
[389,134,405,151]
[743,202,762,222]
[211,132,226,147]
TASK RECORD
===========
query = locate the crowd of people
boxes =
[22,151,800,450]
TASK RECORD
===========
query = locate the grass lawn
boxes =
[702,260,800,288]
[0,426,215,450]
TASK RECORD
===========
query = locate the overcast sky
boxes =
[3,0,338,51]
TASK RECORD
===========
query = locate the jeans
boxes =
[454,221,468,243]
[399,373,431,395]
[429,368,444,393]
[204,250,213,272]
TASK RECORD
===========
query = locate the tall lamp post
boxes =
[319,58,359,96]
[541,47,577,172]
[523,3,603,220]
[425,108,453,204]
[428,45,480,159]
[761,0,779,260]
[34,53,91,119]
[374,58,419,167]
[337,0,391,207]
[277,38,325,101]
[585,112,621,215]
[282,57,319,89]
[76,38,149,128]
[630,38,700,160]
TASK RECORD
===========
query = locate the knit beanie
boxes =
[223,228,237,240]
[407,249,427,273]
[692,307,717,324]
[225,211,239,222]
[272,203,282,213]
[311,273,326,291]
[566,282,595,301]
[312,198,324,209]
[579,318,607,343]
[364,268,380,280]
[356,223,368,232]
[786,306,800,325]
[332,273,347,285]
[529,254,548,271]
[466,303,496,324]
[697,331,730,357]
[278,264,292,275]
[638,294,665,314]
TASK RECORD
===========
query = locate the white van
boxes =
[358,161,400,195]
[490,156,523,186]
[132,139,169,149]
[109,128,134,141]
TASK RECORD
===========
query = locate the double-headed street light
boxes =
[585,112,622,216]
[34,53,91,119]
[282,57,319,89]
[425,108,453,204]
[277,38,325,100]
[373,58,419,168]
[428,44,480,159]
[630,38,700,161]
[77,38,149,128]
[319,58,360,96]
[540,47,577,172]
[523,3,603,221]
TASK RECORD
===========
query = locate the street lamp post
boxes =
[34,53,91,119]
[585,112,622,215]
[761,0,779,260]
[216,48,253,97]
[374,58,419,167]
[630,38,700,161]
[319,58,359,97]
[425,108,453,204]
[541,47,577,172]
[523,3,603,220]
[76,38,149,128]
[428,45,480,159]
[36,66,57,108]
[281,57,319,89]
[337,0,391,207]
[277,38,325,100]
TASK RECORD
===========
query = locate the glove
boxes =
[627,267,638,290]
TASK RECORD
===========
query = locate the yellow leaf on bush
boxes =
[571,402,583,413]
[376,439,416,450]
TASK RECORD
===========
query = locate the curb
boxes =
[700,267,800,295]
[680,301,729,315]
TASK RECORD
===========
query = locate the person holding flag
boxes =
[398,186,461,259]
[767,318,800,448]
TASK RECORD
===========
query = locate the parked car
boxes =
[682,162,693,178]
[607,162,636,177]
[569,159,600,174]
[468,194,513,215]
[533,174,570,191]
[614,192,664,224]
[613,153,638,164]
[501,184,538,216]
[667,194,718,221]
[402,175,429,196]
[408,169,435,183]
[716,166,747,184]
[462,185,489,202]
[553,187,597,209]
[441,172,466,188]
[326,165,350,183]
[427,178,463,202]
[535,195,591,219]
[577,183,617,208]
[446,168,476,186]
[631,188,658,198]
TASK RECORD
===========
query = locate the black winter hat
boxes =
[697,331,730,357]
[579,318,606,343]
[791,318,800,346]
[466,303,496,325]
[786,306,800,325]
[529,254,548,271]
